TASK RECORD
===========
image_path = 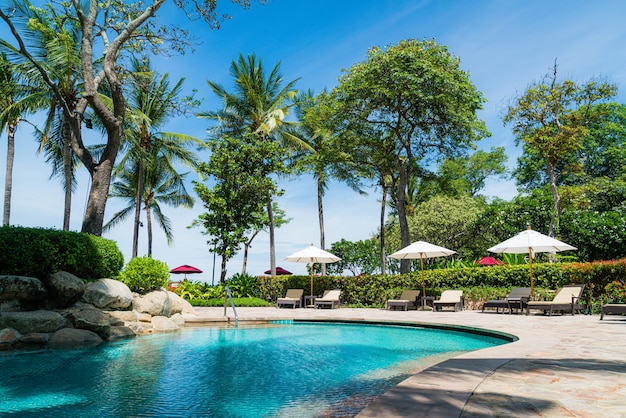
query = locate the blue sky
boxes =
[2,0,626,281]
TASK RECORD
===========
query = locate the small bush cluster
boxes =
[0,225,123,280]
[119,256,169,294]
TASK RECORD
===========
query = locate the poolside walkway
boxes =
[187,306,626,417]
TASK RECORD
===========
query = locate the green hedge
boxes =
[0,226,124,280]
[257,259,626,311]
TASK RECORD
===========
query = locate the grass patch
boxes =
[189,297,272,307]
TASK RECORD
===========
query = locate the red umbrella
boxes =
[169,264,203,279]
[476,256,503,266]
[264,266,293,275]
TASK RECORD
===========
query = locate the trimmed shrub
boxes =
[119,256,169,294]
[0,225,123,280]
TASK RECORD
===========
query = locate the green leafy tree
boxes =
[504,63,617,236]
[423,147,508,200]
[577,102,626,181]
[327,39,489,273]
[199,53,301,276]
[325,238,381,276]
[386,195,483,262]
[193,132,285,283]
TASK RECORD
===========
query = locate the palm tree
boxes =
[199,53,304,275]
[113,58,203,257]
[105,151,194,256]
[0,5,85,231]
[0,54,47,226]
[292,89,367,274]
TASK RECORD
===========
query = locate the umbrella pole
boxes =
[310,262,314,298]
[529,248,534,297]
[420,254,425,298]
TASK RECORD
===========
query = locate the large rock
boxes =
[151,316,180,333]
[168,291,196,316]
[170,313,185,327]
[134,290,172,316]
[0,327,20,349]
[69,307,111,338]
[108,326,136,341]
[44,271,85,308]
[105,310,140,324]
[0,310,66,334]
[0,300,21,312]
[48,328,103,348]
[0,275,47,302]
[82,278,133,309]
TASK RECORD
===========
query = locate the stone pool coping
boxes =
[187,307,626,417]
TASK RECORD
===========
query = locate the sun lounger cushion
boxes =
[433,290,463,312]
[276,289,304,309]
[314,289,341,309]
[386,290,421,311]
[526,285,585,316]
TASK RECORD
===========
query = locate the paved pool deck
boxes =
[186,306,626,418]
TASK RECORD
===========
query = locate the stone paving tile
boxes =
[187,307,626,417]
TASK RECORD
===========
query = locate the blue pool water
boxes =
[0,322,508,417]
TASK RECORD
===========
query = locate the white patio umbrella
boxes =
[389,241,456,297]
[285,243,341,297]
[487,227,576,296]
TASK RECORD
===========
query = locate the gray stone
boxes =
[70,307,111,338]
[105,310,139,324]
[138,312,152,323]
[133,290,172,316]
[108,326,136,341]
[0,275,47,302]
[48,328,103,348]
[170,313,185,327]
[18,332,49,345]
[151,315,180,332]
[169,291,196,316]
[82,278,133,309]
[0,300,21,312]
[44,271,85,308]
[0,327,19,349]
[0,310,66,334]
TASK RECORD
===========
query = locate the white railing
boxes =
[223,285,238,327]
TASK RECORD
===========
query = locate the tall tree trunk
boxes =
[379,186,387,275]
[63,118,73,231]
[547,163,560,238]
[146,202,152,257]
[396,162,411,273]
[3,122,15,226]
[267,198,276,276]
[317,178,326,275]
[220,244,228,283]
[132,161,145,257]
[241,230,260,275]
[81,157,115,235]
[241,243,249,275]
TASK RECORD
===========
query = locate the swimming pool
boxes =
[0,321,510,417]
